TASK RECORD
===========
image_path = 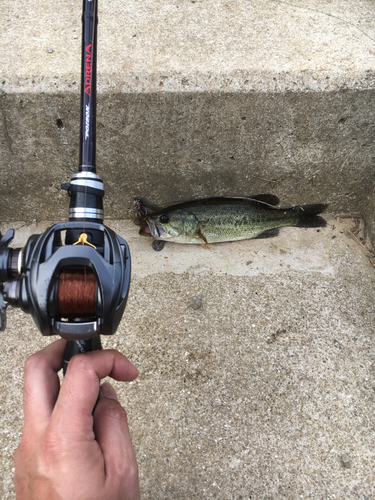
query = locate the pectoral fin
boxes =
[194,226,209,245]
[194,226,216,250]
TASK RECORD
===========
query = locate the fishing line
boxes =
[269,0,375,45]
[83,0,97,237]
[82,0,97,291]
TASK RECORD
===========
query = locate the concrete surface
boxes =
[1,0,375,223]
[1,0,375,498]
[0,217,374,499]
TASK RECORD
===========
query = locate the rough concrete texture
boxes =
[0,217,374,499]
[1,1,375,497]
[1,0,375,222]
[1,91,375,223]
[2,0,375,93]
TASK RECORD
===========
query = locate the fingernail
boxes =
[100,382,118,401]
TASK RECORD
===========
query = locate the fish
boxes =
[136,195,328,247]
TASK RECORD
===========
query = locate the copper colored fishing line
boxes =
[58,268,96,317]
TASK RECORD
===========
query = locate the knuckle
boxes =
[16,437,29,457]
[100,400,127,423]
[41,427,62,460]
[114,458,139,481]
[24,351,48,375]
[14,432,38,465]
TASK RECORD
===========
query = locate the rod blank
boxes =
[79,0,98,173]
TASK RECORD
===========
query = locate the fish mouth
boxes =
[139,219,161,238]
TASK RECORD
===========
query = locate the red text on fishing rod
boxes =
[85,44,92,95]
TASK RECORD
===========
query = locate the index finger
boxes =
[51,350,138,434]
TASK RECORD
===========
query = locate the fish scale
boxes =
[187,204,298,243]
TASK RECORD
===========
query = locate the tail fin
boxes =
[293,204,328,228]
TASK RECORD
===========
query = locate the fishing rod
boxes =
[0,0,131,372]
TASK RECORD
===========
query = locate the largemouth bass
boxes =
[137,195,328,247]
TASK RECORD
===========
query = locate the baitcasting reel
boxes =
[0,221,130,341]
[0,0,131,367]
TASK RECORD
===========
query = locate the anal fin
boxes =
[255,228,280,239]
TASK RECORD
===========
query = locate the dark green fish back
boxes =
[153,195,279,215]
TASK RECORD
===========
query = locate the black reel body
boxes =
[1,222,131,341]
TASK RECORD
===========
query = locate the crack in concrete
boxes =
[0,106,13,154]
[269,0,375,45]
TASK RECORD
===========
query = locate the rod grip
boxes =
[63,335,102,375]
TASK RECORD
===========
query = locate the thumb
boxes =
[94,383,139,489]
[100,381,119,401]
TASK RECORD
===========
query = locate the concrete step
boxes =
[1,216,375,498]
[1,0,375,237]
[1,1,375,498]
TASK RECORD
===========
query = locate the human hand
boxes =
[14,339,140,500]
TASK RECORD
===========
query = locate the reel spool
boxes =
[57,268,96,319]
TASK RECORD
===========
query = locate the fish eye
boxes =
[159,215,169,223]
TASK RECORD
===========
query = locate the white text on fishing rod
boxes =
[85,105,90,139]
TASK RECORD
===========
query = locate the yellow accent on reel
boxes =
[73,233,97,249]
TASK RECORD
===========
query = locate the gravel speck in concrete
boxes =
[190,297,202,310]
[341,453,352,469]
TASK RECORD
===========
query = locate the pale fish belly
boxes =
[201,225,269,244]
